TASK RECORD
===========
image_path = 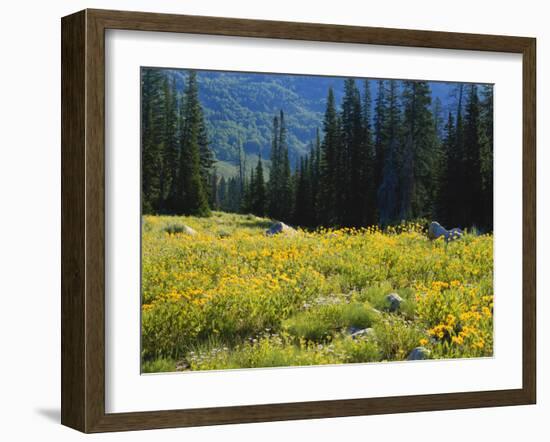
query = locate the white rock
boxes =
[265,221,296,236]
[350,328,375,339]
[182,225,197,236]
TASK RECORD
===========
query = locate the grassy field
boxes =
[141,212,493,373]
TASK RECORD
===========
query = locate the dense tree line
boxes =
[143,69,493,231]
[141,69,214,216]
[218,79,493,231]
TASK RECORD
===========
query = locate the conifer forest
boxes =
[141,68,494,372]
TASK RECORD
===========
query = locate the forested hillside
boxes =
[161,69,458,170]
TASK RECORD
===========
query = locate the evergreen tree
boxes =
[268,115,281,218]
[175,70,210,216]
[445,84,465,227]
[399,81,437,220]
[341,79,363,226]
[436,112,455,224]
[198,106,215,202]
[141,69,165,214]
[461,84,483,227]
[319,88,341,225]
[241,169,254,213]
[251,155,267,216]
[210,168,220,210]
[377,80,402,225]
[159,76,178,212]
[362,79,376,226]
[311,129,322,226]
[373,80,388,200]
[279,110,293,221]
[293,156,310,226]
[218,176,227,210]
[479,84,494,230]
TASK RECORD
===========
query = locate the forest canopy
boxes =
[141,68,493,230]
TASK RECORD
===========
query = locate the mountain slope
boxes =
[164,69,466,177]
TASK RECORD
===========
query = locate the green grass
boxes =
[282,301,377,342]
[141,212,494,372]
[141,357,176,374]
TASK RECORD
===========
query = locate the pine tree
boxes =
[362,79,376,226]
[373,80,388,201]
[293,156,309,226]
[218,175,227,210]
[479,84,494,230]
[462,84,483,227]
[445,84,465,227]
[436,112,455,224]
[341,78,363,226]
[268,115,281,218]
[141,69,165,214]
[198,106,215,203]
[311,129,322,226]
[210,168,219,210]
[399,81,437,220]
[175,70,210,216]
[159,76,178,213]
[319,88,340,225]
[251,155,267,216]
[241,169,254,213]
[377,80,402,225]
[279,110,293,221]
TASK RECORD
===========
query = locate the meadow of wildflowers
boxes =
[141,212,493,372]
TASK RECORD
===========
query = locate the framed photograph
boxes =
[61,9,536,433]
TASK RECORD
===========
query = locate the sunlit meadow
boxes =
[141,212,493,372]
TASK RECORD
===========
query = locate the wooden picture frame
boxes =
[61,8,536,433]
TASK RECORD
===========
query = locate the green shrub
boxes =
[141,357,175,373]
[282,302,378,342]
[373,315,425,360]
[162,222,187,234]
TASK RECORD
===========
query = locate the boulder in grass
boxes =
[265,221,296,236]
[350,327,375,339]
[385,293,404,312]
[428,221,463,243]
[163,223,197,236]
[182,225,197,236]
[407,347,431,361]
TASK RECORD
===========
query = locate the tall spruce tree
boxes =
[141,69,165,214]
[436,112,455,224]
[159,76,178,213]
[399,81,437,220]
[373,80,388,201]
[377,80,402,225]
[362,79,376,226]
[319,88,341,225]
[445,84,465,226]
[461,84,483,227]
[268,115,281,218]
[341,79,364,226]
[279,110,293,221]
[251,155,267,216]
[479,84,494,230]
[175,70,210,216]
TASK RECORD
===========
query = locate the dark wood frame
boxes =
[61,8,536,433]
